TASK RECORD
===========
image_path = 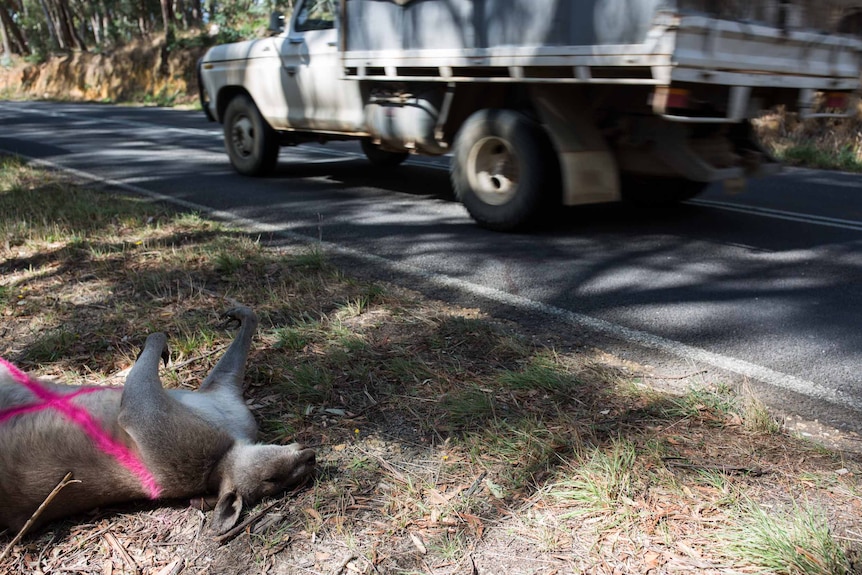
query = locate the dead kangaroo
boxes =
[0,306,315,535]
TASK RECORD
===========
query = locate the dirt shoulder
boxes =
[0,38,205,105]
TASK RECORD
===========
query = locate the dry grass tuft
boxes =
[754,106,862,172]
[2,156,861,574]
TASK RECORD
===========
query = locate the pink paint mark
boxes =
[0,357,162,499]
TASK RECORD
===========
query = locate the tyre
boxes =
[621,176,708,206]
[451,109,556,231]
[223,94,279,176]
[360,139,409,167]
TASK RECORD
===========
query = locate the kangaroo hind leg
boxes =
[198,306,259,396]
[120,332,171,418]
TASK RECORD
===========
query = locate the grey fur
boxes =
[0,306,315,535]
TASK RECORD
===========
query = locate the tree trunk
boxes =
[58,0,86,50]
[189,0,201,27]
[174,0,189,29]
[0,2,29,55]
[159,0,173,38]
[138,0,149,36]
[38,0,62,50]
[0,5,13,59]
[53,0,78,50]
[90,13,101,45]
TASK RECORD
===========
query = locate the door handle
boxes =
[288,37,303,44]
[285,66,298,76]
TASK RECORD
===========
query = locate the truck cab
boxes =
[201,0,365,134]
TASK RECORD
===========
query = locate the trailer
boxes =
[199,0,862,230]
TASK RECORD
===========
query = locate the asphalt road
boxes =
[2,100,861,441]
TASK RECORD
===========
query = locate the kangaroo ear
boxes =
[210,488,243,535]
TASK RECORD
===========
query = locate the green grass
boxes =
[497,353,581,399]
[655,384,741,423]
[441,385,497,429]
[24,327,79,362]
[777,144,862,172]
[723,500,850,575]
[280,362,335,407]
[545,438,639,517]
[0,156,160,247]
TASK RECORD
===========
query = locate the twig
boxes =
[331,553,357,575]
[663,457,765,476]
[354,447,408,485]
[102,530,139,574]
[636,370,709,381]
[0,472,80,562]
[169,345,228,371]
[193,284,242,308]
[263,536,291,558]
[212,479,309,545]
[463,472,488,498]
[153,558,184,575]
[354,552,381,574]
[213,499,281,544]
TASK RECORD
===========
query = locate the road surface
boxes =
[1,100,861,443]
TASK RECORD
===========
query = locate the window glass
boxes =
[295,0,336,32]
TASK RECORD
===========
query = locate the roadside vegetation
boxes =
[755,110,862,173]
[2,155,861,574]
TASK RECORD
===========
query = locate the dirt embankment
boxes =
[0,37,206,104]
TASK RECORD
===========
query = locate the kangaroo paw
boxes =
[220,306,255,329]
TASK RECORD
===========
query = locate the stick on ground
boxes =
[0,472,80,562]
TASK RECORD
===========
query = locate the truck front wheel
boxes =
[451,109,553,231]
[223,94,279,176]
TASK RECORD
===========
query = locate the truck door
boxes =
[279,0,364,132]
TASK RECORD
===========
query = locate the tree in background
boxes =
[0,0,293,62]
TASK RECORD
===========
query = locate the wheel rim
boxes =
[230,115,255,159]
[466,136,520,206]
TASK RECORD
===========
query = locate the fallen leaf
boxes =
[154,559,183,575]
[644,550,662,570]
[305,508,323,522]
[459,513,484,538]
[408,532,427,555]
[425,488,448,506]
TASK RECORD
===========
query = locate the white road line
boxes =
[14,153,862,416]
[801,176,862,189]
[690,198,862,232]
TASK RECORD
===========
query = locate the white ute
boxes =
[199,0,862,231]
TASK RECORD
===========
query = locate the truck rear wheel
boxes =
[223,94,279,176]
[361,139,409,167]
[451,109,553,231]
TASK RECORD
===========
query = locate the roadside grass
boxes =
[2,155,861,574]
[722,499,850,575]
[755,111,862,172]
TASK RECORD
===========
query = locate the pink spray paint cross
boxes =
[0,357,162,499]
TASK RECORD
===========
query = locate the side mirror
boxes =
[268,11,285,33]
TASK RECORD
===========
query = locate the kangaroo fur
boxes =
[0,306,315,535]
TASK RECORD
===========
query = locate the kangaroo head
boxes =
[211,443,316,534]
